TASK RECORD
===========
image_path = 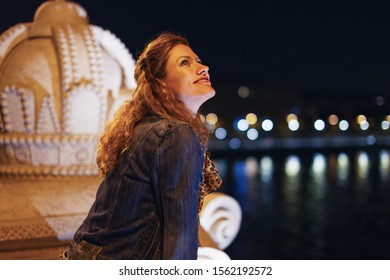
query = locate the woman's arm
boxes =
[156,124,203,259]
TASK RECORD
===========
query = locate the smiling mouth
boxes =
[194,78,210,84]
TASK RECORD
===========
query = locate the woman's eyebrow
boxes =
[176,55,191,62]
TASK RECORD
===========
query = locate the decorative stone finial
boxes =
[0,1,136,177]
[34,0,89,25]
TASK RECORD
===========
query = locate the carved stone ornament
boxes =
[0,0,136,177]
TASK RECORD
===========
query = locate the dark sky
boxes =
[1,0,390,97]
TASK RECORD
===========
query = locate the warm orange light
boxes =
[328,114,339,125]
[206,113,218,125]
[357,114,367,124]
[286,113,298,123]
[246,113,258,125]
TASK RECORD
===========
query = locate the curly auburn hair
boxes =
[96,32,210,176]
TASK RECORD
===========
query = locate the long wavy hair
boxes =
[96,32,210,176]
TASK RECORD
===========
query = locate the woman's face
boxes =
[162,44,215,113]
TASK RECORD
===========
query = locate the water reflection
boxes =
[259,156,273,183]
[336,153,350,182]
[356,151,370,180]
[285,155,301,176]
[379,150,389,181]
[282,155,301,220]
[306,153,327,257]
[219,149,390,260]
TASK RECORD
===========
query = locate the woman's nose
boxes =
[197,64,209,75]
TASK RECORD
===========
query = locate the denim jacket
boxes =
[68,116,203,260]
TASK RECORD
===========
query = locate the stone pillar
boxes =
[0,0,135,256]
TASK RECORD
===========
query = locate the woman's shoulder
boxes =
[133,116,197,143]
[140,116,194,133]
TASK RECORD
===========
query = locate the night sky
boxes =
[1,0,390,98]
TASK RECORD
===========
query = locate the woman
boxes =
[59,32,222,260]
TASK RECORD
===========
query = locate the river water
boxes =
[214,148,390,259]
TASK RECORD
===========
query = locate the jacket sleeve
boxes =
[156,124,203,259]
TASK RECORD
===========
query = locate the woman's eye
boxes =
[196,58,202,64]
[180,59,189,66]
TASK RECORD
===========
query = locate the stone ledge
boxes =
[0,215,85,252]
[0,244,68,260]
[0,177,99,256]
